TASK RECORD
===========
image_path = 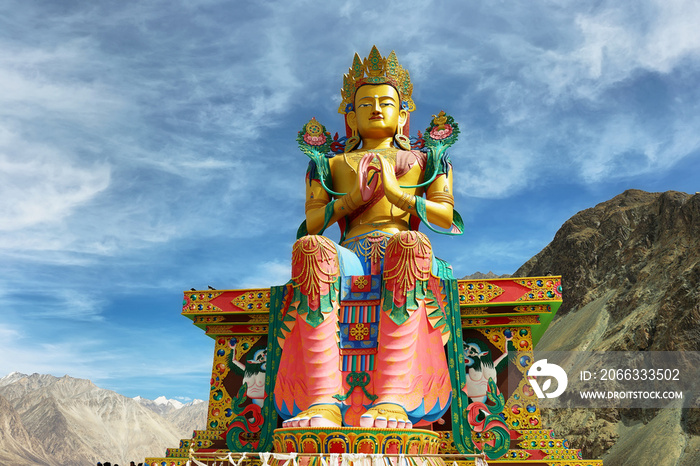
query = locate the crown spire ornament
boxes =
[338,46,415,114]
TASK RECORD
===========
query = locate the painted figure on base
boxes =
[273,46,464,430]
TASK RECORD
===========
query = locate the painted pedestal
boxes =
[145,277,603,466]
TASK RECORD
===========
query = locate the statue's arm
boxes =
[423,170,455,229]
[304,168,364,235]
[304,179,332,235]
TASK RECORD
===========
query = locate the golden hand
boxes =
[358,152,383,201]
[377,154,403,206]
[338,162,369,213]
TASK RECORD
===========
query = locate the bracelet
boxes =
[395,192,415,211]
[339,194,358,211]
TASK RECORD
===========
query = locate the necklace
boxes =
[344,147,398,172]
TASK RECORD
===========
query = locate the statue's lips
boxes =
[369,115,384,120]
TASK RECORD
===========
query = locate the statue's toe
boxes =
[297,416,311,428]
[359,414,374,428]
[359,403,411,429]
[285,404,342,428]
[282,418,296,428]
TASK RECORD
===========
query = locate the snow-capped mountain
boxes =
[133,394,205,416]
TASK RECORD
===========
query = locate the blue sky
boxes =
[1,0,698,402]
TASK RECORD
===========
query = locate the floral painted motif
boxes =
[303,118,328,146]
[297,117,332,155]
[424,111,460,147]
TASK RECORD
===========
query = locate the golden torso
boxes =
[304,85,453,239]
[329,148,425,239]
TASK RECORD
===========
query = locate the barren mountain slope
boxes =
[515,190,700,466]
[165,400,208,437]
[0,394,59,466]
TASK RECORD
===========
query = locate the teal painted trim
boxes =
[443,278,476,454]
[413,196,464,236]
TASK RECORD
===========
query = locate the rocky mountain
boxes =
[515,189,700,466]
[0,373,207,465]
[0,394,59,466]
[164,399,208,439]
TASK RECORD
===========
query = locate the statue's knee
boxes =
[292,235,339,277]
[386,231,432,256]
[384,231,433,277]
[293,235,337,254]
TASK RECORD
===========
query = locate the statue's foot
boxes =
[282,404,342,428]
[359,403,412,429]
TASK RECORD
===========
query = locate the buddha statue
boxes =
[273,46,463,430]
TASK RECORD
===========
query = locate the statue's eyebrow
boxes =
[357,94,396,101]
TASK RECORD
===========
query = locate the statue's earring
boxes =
[345,112,361,152]
[345,131,361,152]
[394,126,411,151]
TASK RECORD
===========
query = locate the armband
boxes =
[305,198,328,213]
[427,191,455,207]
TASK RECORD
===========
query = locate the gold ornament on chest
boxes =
[344,148,398,172]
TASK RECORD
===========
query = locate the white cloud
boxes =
[0,285,106,322]
[238,260,292,288]
[579,0,700,75]
[0,129,111,232]
[0,324,20,342]
[450,237,548,276]
[438,0,700,195]
[585,121,700,184]
[38,290,107,322]
[533,0,700,101]
[451,138,533,199]
[0,323,104,379]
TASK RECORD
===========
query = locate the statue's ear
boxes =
[346,111,357,132]
[398,108,408,128]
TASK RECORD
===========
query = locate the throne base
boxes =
[273,427,443,463]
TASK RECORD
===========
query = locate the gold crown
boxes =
[338,46,415,115]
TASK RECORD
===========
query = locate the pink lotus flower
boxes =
[429,124,453,140]
[304,133,327,146]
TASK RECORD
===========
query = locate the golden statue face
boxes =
[347,84,407,143]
